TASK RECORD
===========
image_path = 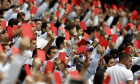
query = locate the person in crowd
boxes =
[0,0,140,84]
[106,53,133,84]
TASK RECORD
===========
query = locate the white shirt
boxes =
[106,63,133,84]
[86,19,92,27]
[132,56,140,66]
[36,30,42,36]
[68,11,77,20]
[93,16,98,26]
[107,16,114,27]
[114,36,124,49]
[83,11,91,21]
[39,32,47,39]
[111,27,116,34]
[1,54,24,84]
[22,50,33,64]
[85,51,101,79]
[37,37,49,49]
[88,38,94,45]
[34,2,49,19]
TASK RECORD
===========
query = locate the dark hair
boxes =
[48,0,57,9]
[47,46,57,55]
[86,26,100,35]
[65,22,76,31]
[34,19,42,23]
[32,49,37,58]
[73,57,78,65]
[65,18,71,25]
[55,36,65,49]
[41,22,50,33]
[74,17,80,20]
[85,41,90,46]
[8,18,18,27]
[124,43,133,48]
[110,49,118,56]
[0,8,9,15]
[17,12,25,19]
[100,30,106,36]
[131,65,140,73]
[76,25,81,31]
[104,55,114,64]
[119,53,131,61]
[122,34,133,45]
[94,70,105,84]
[2,44,9,50]
[118,44,125,54]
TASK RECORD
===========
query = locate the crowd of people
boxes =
[0,0,140,84]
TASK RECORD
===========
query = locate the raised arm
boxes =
[1,37,30,84]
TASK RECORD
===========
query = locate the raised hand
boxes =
[97,44,105,56]
[32,57,42,70]
[61,30,65,37]
[46,30,52,41]
[92,38,99,47]
[25,76,34,84]
[0,52,6,64]
[122,29,127,37]
[64,40,71,49]
[50,33,55,42]
[19,37,30,55]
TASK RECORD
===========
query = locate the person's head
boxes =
[1,0,11,9]
[85,41,91,47]
[55,36,65,49]
[65,22,77,36]
[42,12,50,22]
[94,71,108,84]
[2,44,10,53]
[73,56,79,66]
[41,22,50,33]
[119,53,132,69]
[104,55,115,67]
[131,65,140,73]
[118,44,126,54]
[110,49,118,57]
[122,34,133,45]
[0,30,9,42]
[0,17,4,23]
[29,39,37,51]
[75,6,82,16]
[86,26,95,39]
[50,14,57,22]
[131,65,140,80]
[74,17,80,25]
[8,18,18,27]
[54,58,64,71]
[34,19,42,31]
[76,25,83,35]
[17,12,25,22]
[87,26,100,39]
[100,21,108,29]
[47,46,58,60]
